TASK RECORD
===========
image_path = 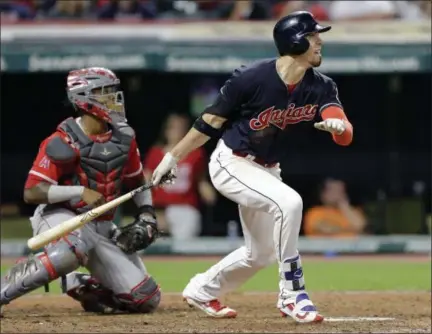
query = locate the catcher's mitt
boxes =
[111,214,161,253]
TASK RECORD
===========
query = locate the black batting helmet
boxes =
[273,11,331,56]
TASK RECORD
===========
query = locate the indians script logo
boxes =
[249,104,318,131]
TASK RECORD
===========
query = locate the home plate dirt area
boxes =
[1,291,430,333]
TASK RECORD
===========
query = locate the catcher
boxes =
[1,67,161,315]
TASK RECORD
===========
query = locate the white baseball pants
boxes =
[184,140,305,301]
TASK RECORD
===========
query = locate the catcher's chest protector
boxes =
[59,118,133,202]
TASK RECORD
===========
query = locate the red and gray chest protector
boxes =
[57,118,134,216]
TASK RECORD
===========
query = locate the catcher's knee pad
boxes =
[1,234,87,305]
[45,233,88,275]
[116,275,161,314]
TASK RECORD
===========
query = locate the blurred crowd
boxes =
[1,0,431,21]
[303,178,367,238]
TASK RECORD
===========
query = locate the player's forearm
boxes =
[170,128,210,161]
[332,122,353,146]
[24,183,84,204]
[131,174,155,215]
[24,183,51,204]
[170,113,227,161]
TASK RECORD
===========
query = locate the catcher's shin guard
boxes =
[115,275,161,313]
[0,235,87,306]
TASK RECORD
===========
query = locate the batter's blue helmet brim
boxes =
[315,24,331,33]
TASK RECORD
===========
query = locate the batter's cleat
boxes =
[279,292,324,323]
[183,297,237,318]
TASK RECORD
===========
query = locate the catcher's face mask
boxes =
[89,84,126,124]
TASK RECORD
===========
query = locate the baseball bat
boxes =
[27,183,153,251]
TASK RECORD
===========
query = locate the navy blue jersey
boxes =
[204,58,343,164]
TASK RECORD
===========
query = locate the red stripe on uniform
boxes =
[62,236,85,263]
[38,253,58,279]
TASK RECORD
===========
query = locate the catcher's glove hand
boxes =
[111,214,160,254]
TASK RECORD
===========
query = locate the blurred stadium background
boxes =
[1,0,431,259]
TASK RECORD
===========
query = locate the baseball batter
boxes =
[152,12,353,323]
[1,67,161,316]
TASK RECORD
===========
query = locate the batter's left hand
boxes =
[152,152,178,186]
[314,118,346,135]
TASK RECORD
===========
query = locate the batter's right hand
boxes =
[314,118,346,135]
[81,188,105,208]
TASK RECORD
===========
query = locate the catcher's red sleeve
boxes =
[24,133,71,189]
[321,106,353,146]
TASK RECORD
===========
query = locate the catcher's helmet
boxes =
[273,11,331,56]
[66,67,126,124]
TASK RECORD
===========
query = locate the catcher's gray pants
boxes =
[31,206,147,294]
[1,205,160,313]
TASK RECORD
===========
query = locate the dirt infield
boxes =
[1,291,430,333]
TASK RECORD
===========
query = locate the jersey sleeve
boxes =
[124,137,143,179]
[24,134,68,189]
[318,79,343,115]
[204,65,254,118]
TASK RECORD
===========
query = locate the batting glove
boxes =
[151,152,178,186]
[314,118,346,135]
